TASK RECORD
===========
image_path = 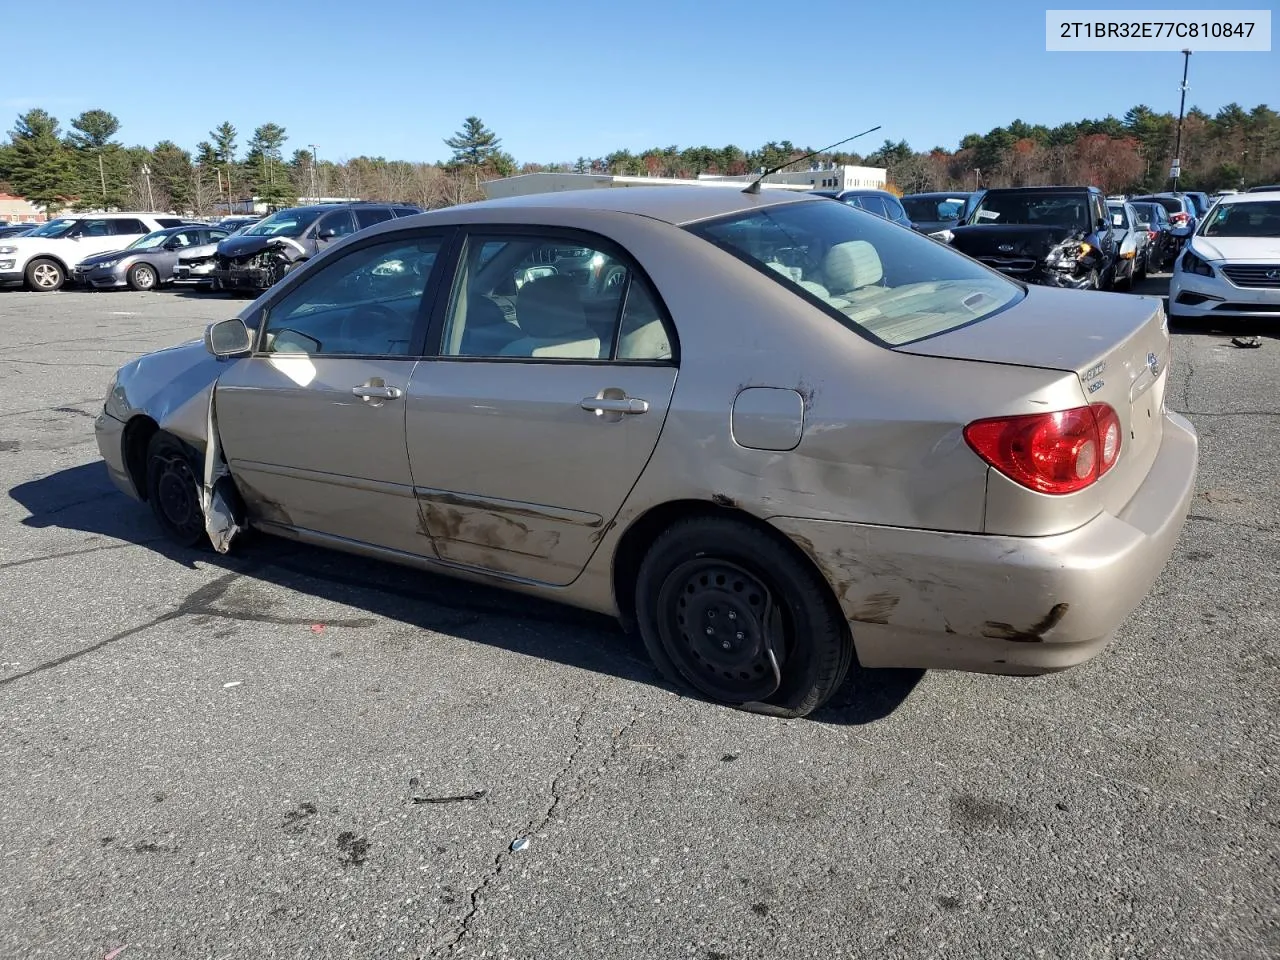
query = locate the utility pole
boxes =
[142,164,155,211]
[1170,48,1192,191]
[309,144,320,201]
[97,150,107,210]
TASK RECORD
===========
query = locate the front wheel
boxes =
[635,516,852,718]
[145,432,207,547]
[127,263,158,291]
[25,258,65,292]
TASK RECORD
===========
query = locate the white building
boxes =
[482,172,811,200]
[698,164,887,192]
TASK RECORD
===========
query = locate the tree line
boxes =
[0,102,1276,216]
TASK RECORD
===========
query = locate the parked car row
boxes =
[0,202,423,293]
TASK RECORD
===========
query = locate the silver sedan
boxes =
[94,186,1198,717]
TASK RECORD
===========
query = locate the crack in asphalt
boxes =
[1185,514,1277,535]
[0,538,164,571]
[1177,350,1196,413]
[0,398,103,420]
[1181,410,1280,419]
[433,690,636,957]
[0,572,376,688]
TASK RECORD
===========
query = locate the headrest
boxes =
[823,240,883,295]
[517,274,588,338]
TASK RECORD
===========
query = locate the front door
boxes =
[214,230,449,556]
[405,229,678,585]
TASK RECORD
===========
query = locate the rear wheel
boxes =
[127,263,158,291]
[635,516,852,718]
[25,258,64,292]
[145,432,206,547]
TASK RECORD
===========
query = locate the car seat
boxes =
[501,274,601,359]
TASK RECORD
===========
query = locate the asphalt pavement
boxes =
[0,278,1276,960]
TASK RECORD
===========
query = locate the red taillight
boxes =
[964,404,1123,495]
[1147,230,1158,241]
[1170,212,1189,225]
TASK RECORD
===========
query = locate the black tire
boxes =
[145,432,207,547]
[1114,263,1133,291]
[1084,268,1101,291]
[1135,250,1148,280]
[635,516,852,718]
[127,262,158,291]
[25,257,65,292]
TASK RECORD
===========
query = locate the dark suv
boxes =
[948,186,1118,289]
[212,202,422,292]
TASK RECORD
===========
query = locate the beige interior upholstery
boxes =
[501,275,602,359]
[823,241,884,300]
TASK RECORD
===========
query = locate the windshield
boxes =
[242,209,321,237]
[689,199,1022,347]
[24,218,77,239]
[127,230,172,250]
[970,192,1090,230]
[1200,200,1280,238]
[902,196,968,223]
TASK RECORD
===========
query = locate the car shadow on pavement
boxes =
[9,462,923,724]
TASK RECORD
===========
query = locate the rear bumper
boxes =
[771,411,1198,675]
[94,410,141,501]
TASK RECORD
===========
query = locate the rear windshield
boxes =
[1200,200,1280,237]
[688,199,1022,347]
[1133,196,1181,214]
[902,196,968,222]
[970,192,1090,230]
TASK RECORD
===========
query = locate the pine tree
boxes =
[244,123,294,207]
[0,110,77,211]
[444,117,502,187]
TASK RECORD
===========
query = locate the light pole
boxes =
[309,144,320,201]
[1171,48,1192,191]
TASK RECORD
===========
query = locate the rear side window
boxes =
[883,197,907,222]
[155,218,184,228]
[393,207,422,218]
[691,200,1022,347]
[111,219,148,236]
[354,207,395,229]
[849,195,888,218]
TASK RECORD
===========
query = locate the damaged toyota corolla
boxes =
[95,186,1198,718]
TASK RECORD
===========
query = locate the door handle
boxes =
[352,382,403,401]
[581,395,649,415]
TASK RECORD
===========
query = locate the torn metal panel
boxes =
[200,386,244,554]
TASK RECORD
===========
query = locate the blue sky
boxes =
[4,0,1276,163]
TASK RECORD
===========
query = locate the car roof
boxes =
[980,185,1097,193]
[452,185,813,226]
[1246,184,1280,192]
[903,191,972,198]
[1211,191,1280,204]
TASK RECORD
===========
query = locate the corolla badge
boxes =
[997,243,1015,252]
[1147,351,1162,377]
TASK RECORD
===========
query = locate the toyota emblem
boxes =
[1147,351,1162,377]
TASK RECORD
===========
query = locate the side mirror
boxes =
[317,228,339,240]
[204,318,252,357]
[163,239,182,250]
[1097,217,1111,231]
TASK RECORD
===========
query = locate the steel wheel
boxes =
[129,263,157,291]
[26,259,64,291]
[657,559,784,702]
[146,433,206,546]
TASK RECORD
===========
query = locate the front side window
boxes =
[260,235,443,357]
[441,234,666,361]
[902,196,966,223]
[1200,200,1280,238]
[690,199,1022,347]
[316,210,356,239]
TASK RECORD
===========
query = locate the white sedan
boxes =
[1169,192,1280,326]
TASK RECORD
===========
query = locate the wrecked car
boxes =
[73,225,230,290]
[947,186,1119,290]
[211,202,421,293]
[95,187,1197,718]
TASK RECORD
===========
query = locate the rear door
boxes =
[214,228,450,555]
[403,228,678,585]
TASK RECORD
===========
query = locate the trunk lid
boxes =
[949,223,1082,262]
[896,285,1171,511]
